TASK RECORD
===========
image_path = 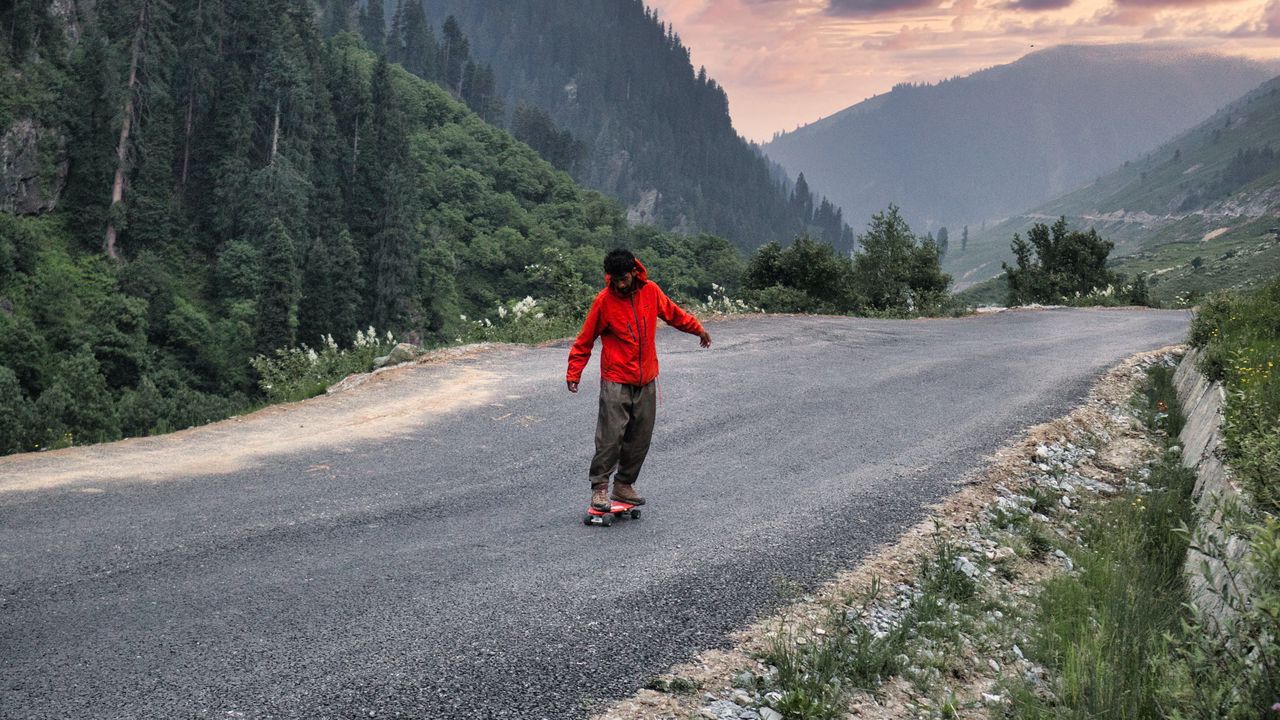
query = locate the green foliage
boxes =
[1164,505,1280,720]
[0,366,36,454]
[743,236,859,313]
[853,206,951,313]
[1003,217,1128,305]
[249,328,394,404]
[1188,277,1280,511]
[35,347,121,448]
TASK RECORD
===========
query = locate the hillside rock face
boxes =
[1,120,67,215]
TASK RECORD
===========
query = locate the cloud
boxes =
[1005,0,1076,10]
[827,0,943,17]
[1112,0,1247,6]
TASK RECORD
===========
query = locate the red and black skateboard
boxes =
[583,501,641,527]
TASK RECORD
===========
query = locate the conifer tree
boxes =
[298,229,363,345]
[254,218,300,353]
[399,0,436,80]
[359,0,385,55]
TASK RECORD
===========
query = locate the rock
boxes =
[386,342,422,364]
[739,711,761,720]
[760,709,783,720]
[731,689,753,706]
[699,700,743,719]
[763,691,783,705]
[1011,644,1025,660]
[1,119,67,215]
[327,372,371,394]
[988,658,1002,673]
[731,671,755,689]
[1060,495,1072,509]
[982,693,1004,704]
[1034,445,1052,460]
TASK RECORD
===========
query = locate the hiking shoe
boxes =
[591,486,611,511]
[611,482,646,506]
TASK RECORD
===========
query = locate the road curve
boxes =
[0,309,1188,719]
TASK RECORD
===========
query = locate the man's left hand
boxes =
[698,331,712,348]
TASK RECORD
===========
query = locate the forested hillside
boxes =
[417,0,856,253]
[952,74,1280,305]
[764,45,1272,238]
[0,1,742,454]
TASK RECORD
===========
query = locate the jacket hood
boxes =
[604,258,648,292]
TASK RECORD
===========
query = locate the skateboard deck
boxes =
[583,501,641,526]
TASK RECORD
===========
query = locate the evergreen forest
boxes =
[0,1,948,457]
[418,0,857,253]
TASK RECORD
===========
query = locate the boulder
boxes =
[1,119,67,215]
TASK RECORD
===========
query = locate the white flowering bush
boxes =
[250,327,396,402]
[693,282,759,316]
[460,296,580,345]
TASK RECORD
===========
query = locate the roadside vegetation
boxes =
[1188,276,1280,512]
[1001,217,1150,307]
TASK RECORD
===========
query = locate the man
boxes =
[567,248,712,511]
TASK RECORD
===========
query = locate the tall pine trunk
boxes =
[105,3,148,260]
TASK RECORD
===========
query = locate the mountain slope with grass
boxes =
[950,74,1280,305]
[764,45,1272,238]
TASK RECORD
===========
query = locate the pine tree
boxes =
[440,15,468,93]
[254,218,301,353]
[359,0,385,55]
[936,226,949,260]
[399,0,436,80]
[298,229,363,345]
[961,225,969,253]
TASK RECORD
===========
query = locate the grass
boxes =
[1189,276,1280,512]
[759,536,983,720]
[999,364,1197,720]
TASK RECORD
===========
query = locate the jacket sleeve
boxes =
[655,285,705,336]
[566,295,605,383]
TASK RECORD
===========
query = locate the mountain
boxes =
[763,45,1273,238]
[951,74,1280,305]
[416,0,855,253]
[0,0,743,453]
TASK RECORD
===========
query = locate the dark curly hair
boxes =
[603,248,637,277]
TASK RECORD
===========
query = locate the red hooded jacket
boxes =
[566,260,705,386]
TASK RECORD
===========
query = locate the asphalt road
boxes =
[0,309,1188,719]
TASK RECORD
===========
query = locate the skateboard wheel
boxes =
[602,514,614,527]
[583,514,593,526]
[630,509,641,519]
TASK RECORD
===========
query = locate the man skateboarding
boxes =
[567,248,712,512]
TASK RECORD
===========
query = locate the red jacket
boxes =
[566,260,705,386]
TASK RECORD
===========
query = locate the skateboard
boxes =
[583,501,642,526]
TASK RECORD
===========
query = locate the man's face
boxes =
[610,269,636,295]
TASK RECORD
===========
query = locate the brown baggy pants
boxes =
[589,380,657,490]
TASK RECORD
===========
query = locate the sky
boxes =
[644,0,1280,142]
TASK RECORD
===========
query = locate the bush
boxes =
[249,328,395,403]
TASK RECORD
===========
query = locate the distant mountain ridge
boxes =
[950,73,1280,304]
[764,45,1273,236]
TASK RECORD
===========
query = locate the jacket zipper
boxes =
[630,292,643,386]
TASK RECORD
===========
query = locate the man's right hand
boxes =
[567,381,579,393]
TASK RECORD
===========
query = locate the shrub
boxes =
[250,328,395,403]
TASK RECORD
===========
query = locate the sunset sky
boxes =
[644,0,1280,142]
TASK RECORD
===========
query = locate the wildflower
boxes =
[498,305,508,319]
[306,349,319,364]
[460,314,468,322]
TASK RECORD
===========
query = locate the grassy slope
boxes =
[946,76,1280,304]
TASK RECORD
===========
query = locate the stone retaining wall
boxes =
[1174,347,1252,619]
